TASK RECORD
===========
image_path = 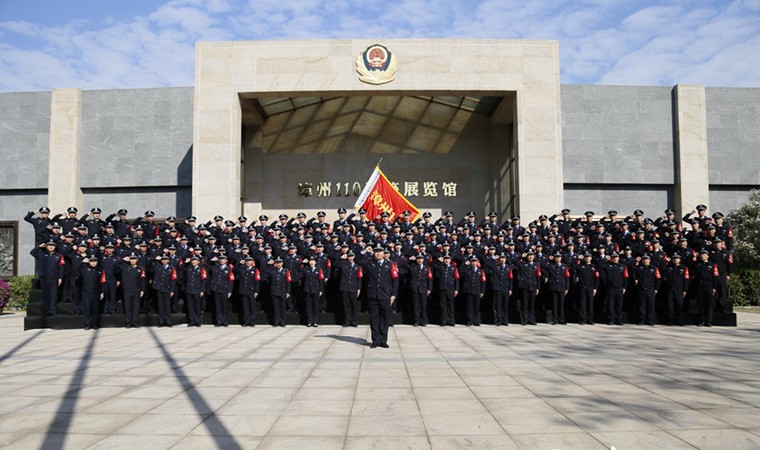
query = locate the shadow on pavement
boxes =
[317,334,369,346]
[0,329,43,363]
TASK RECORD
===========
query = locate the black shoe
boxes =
[495,323,501,327]
[466,323,472,327]
[379,343,389,348]
[474,323,480,327]
[705,322,712,327]
[413,323,419,327]
[369,344,378,348]
[588,321,595,325]
[551,321,557,325]
[560,322,567,325]
[420,323,426,327]
[529,322,537,326]
[504,323,509,326]
[352,323,358,327]
[84,326,91,330]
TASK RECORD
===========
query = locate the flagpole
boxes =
[376,157,383,168]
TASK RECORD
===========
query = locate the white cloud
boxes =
[0,0,757,92]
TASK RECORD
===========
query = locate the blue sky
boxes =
[0,0,758,92]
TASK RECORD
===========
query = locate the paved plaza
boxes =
[1,313,760,449]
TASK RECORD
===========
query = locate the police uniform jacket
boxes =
[208,263,234,295]
[432,262,460,292]
[235,265,260,296]
[574,263,599,291]
[634,264,661,291]
[300,266,324,294]
[460,264,486,295]
[183,264,207,295]
[663,263,690,293]
[545,262,570,292]
[602,263,629,289]
[403,260,433,293]
[78,266,104,293]
[515,260,541,291]
[152,263,177,293]
[265,267,292,296]
[24,212,51,245]
[30,247,64,279]
[337,260,363,292]
[490,264,513,293]
[691,261,719,290]
[357,257,399,301]
[120,265,146,292]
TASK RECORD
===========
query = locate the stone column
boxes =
[673,84,710,217]
[48,88,83,213]
[192,44,242,221]
[514,43,564,222]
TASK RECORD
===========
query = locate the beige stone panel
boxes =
[48,88,83,213]
[674,84,710,216]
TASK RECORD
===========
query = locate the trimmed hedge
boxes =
[729,270,760,307]
[5,275,35,311]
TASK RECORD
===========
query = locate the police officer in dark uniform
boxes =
[692,249,719,327]
[30,240,64,316]
[183,255,207,327]
[544,252,570,325]
[634,254,661,326]
[152,254,177,327]
[235,256,260,327]
[357,246,399,348]
[602,252,629,325]
[265,257,291,327]
[574,252,599,325]
[78,256,104,330]
[120,254,146,328]
[663,254,689,326]
[337,251,362,327]
[515,250,541,325]
[208,255,234,327]
[459,255,486,326]
[300,256,325,327]
[489,253,513,326]
[25,207,52,246]
[403,253,433,327]
[432,254,459,326]
[100,243,120,315]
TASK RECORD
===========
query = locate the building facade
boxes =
[1,39,759,275]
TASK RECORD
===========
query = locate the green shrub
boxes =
[5,275,35,311]
[729,270,760,307]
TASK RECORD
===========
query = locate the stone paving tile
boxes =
[2,313,760,448]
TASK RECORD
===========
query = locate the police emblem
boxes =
[356,44,398,85]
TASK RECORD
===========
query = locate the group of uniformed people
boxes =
[26,204,732,343]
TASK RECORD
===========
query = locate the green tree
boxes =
[727,189,760,271]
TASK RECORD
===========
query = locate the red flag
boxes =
[355,166,420,222]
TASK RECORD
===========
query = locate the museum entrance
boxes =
[239,92,517,221]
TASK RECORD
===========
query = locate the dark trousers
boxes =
[493,290,509,324]
[520,288,536,324]
[71,281,82,315]
[320,289,327,312]
[286,289,297,313]
[578,288,594,323]
[667,290,685,325]
[549,290,565,323]
[123,290,141,327]
[607,288,624,324]
[411,291,428,325]
[368,297,390,345]
[41,278,58,316]
[464,293,480,325]
[341,291,358,325]
[271,295,286,326]
[304,292,320,325]
[697,287,715,325]
[186,293,203,326]
[156,290,172,326]
[638,288,656,324]
[240,294,256,326]
[438,290,455,325]
[213,292,230,326]
[102,279,117,314]
[81,291,100,328]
